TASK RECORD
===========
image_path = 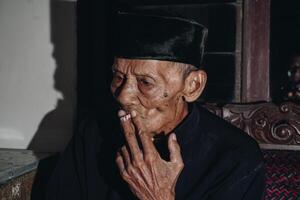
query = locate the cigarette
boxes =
[120,113,131,122]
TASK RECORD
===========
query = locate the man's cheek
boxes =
[151,93,181,112]
[144,99,172,113]
[138,95,169,111]
[139,87,173,106]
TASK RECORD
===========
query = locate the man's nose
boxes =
[115,79,137,106]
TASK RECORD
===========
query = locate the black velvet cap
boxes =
[113,11,208,69]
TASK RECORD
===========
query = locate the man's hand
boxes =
[115,110,184,200]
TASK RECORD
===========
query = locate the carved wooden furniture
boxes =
[204,101,300,199]
[204,101,300,150]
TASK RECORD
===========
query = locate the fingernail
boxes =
[171,133,177,141]
[131,110,137,118]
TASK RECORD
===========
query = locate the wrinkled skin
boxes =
[111,58,189,136]
[116,111,183,200]
[111,58,206,200]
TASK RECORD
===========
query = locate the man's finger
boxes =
[168,133,183,165]
[115,152,126,175]
[119,110,143,162]
[120,146,131,167]
[130,110,157,158]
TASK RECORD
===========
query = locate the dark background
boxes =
[270,0,300,102]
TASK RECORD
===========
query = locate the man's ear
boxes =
[182,70,207,102]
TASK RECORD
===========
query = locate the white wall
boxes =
[0,0,76,152]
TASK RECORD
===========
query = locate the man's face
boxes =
[111,58,188,136]
[290,56,300,82]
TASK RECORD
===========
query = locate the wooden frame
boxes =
[241,0,271,102]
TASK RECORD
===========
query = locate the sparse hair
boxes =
[171,62,198,79]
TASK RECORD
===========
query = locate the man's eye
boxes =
[113,74,124,82]
[138,78,154,90]
[116,75,123,81]
[140,79,150,85]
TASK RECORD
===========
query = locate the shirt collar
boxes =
[172,103,201,147]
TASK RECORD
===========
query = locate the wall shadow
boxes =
[27,0,76,153]
[30,1,76,199]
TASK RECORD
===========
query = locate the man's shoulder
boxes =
[195,104,263,164]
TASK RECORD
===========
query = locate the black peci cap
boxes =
[113,11,208,69]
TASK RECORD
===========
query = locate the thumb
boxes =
[168,133,183,165]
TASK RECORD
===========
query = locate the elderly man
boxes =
[45,11,265,200]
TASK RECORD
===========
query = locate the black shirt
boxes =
[44,103,265,200]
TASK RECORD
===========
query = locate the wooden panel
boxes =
[242,0,271,102]
[204,101,300,150]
